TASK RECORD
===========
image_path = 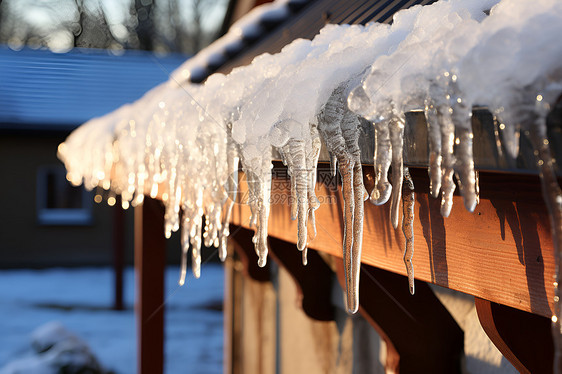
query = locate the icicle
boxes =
[281,142,299,221]
[290,174,298,221]
[402,168,415,295]
[440,119,456,218]
[272,119,320,265]
[203,214,212,248]
[289,138,309,251]
[302,247,308,266]
[329,152,338,177]
[191,215,202,279]
[218,133,239,262]
[431,77,456,217]
[318,84,364,314]
[491,115,505,160]
[475,170,480,206]
[450,78,478,212]
[454,127,477,210]
[179,215,190,286]
[342,111,365,312]
[246,170,258,229]
[256,159,272,267]
[241,145,273,268]
[371,117,393,205]
[307,124,322,243]
[389,113,405,229]
[425,99,442,198]
[275,120,315,257]
[493,107,521,160]
[164,166,181,239]
[218,211,231,260]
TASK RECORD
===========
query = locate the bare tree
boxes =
[131,0,156,50]
[0,0,227,54]
[186,0,223,53]
[73,0,117,48]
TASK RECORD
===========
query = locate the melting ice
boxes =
[59,0,562,353]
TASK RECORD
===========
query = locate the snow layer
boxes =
[59,0,562,321]
[0,266,224,374]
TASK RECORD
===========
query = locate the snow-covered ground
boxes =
[0,264,224,374]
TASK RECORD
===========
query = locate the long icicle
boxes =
[307,123,322,239]
[219,133,239,261]
[318,84,364,314]
[281,141,299,221]
[451,79,478,212]
[402,168,415,295]
[389,113,405,229]
[256,151,273,267]
[290,138,309,252]
[303,124,322,265]
[342,111,365,311]
[425,99,442,198]
[179,213,191,286]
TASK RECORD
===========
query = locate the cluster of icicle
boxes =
[59,0,562,352]
[346,0,562,367]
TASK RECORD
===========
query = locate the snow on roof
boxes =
[170,0,311,83]
[0,47,186,131]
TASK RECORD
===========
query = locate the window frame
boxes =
[36,165,93,226]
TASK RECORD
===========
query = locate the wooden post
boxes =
[113,195,125,311]
[135,197,166,374]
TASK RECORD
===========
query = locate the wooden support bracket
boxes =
[268,236,335,321]
[335,259,464,374]
[475,297,553,374]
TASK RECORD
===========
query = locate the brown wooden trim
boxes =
[135,198,166,374]
[475,297,554,374]
[231,165,555,318]
[334,258,464,373]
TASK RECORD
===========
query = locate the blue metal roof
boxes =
[0,46,187,131]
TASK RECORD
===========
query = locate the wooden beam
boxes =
[334,258,464,373]
[135,197,166,374]
[475,297,554,374]
[231,165,555,318]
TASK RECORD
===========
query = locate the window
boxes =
[36,165,93,225]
